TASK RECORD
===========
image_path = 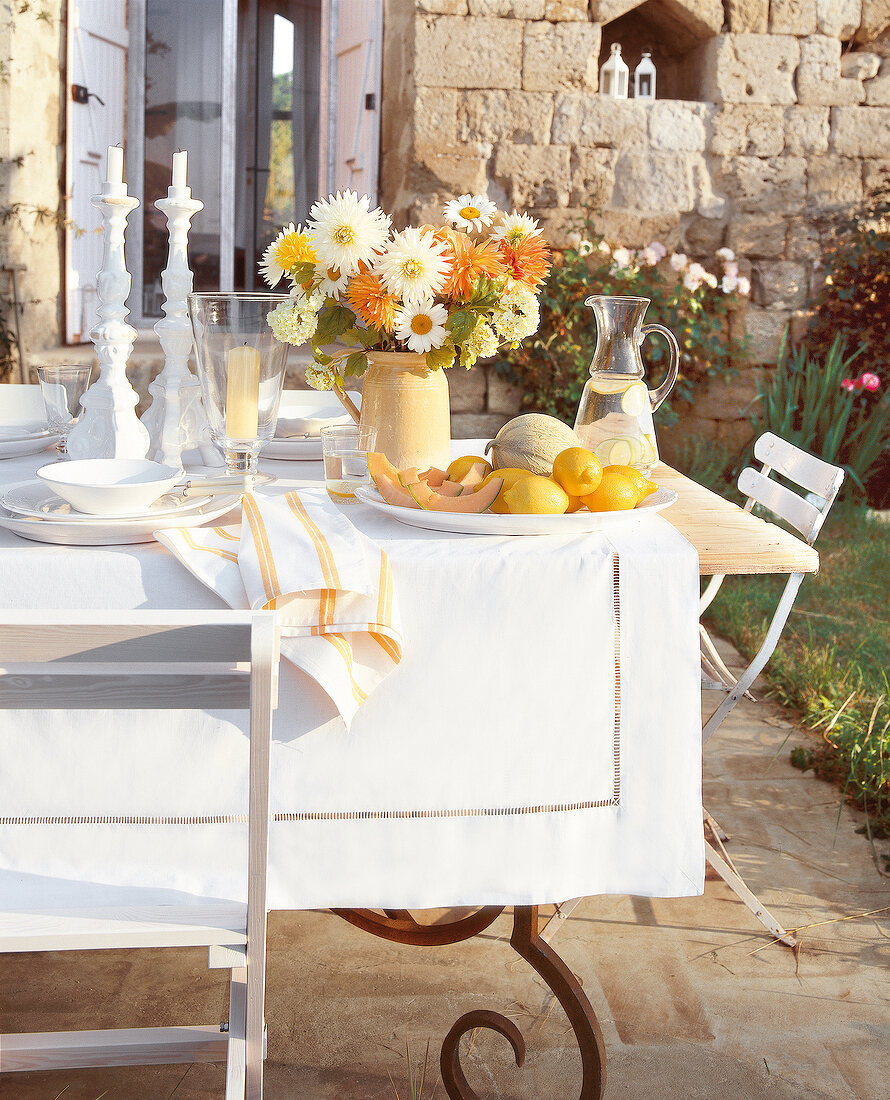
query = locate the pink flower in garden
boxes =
[721,274,739,294]
[860,372,881,392]
[736,276,751,296]
[723,260,739,279]
[670,252,688,272]
[841,379,856,391]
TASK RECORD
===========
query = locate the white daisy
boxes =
[443,193,498,233]
[307,190,391,276]
[376,227,452,303]
[314,263,349,299]
[393,298,448,354]
[489,210,541,245]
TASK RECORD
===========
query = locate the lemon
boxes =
[640,433,658,465]
[565,492,585,513]
[502,475,570,515]
[594,436,644,467]
[475,467,533,513]
[447,454,492,482]
[603,464,658,500]
[620,382,648,416]
[581,469,642,511]
[552,446,604,497]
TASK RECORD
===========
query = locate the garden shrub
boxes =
[496,225,750,425]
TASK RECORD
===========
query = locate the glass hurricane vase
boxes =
[187,292,291,474]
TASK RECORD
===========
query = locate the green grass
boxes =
[704,503,890,838]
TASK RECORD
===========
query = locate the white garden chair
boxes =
[0,381,46,421]
[699,433,844,946]
[0,609,280,1100]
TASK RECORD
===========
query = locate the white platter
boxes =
[0,491,241,545]
[260,436,323,461]
[0,419,49,439]
[263,389,361,460]
[354,486,678,536]
[0,481,211,523]
[0,431,58,459]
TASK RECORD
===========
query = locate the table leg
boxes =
[332,905,606,1099]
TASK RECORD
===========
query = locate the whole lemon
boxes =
[582,469,642,511]
[603,464,657,500]
[565,492,585,513]
[475,467,533,513]
[502,475,570,515]
[552,447,603,497]
[447,454,492,482]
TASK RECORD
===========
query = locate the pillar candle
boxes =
[225,345,261,439]
[172,150,188,190]
[105,145,124,187]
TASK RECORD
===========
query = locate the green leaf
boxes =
[425,342,456,371]
[314,304,355,345]
[342,352,368,377]
[446,309,476,344]
[289,261,317,284]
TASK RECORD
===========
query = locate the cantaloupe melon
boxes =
[485,414,580,476]
[418,466,448,487]
[368,452,403,488]
[405,478,503,512]
[435,481,465,497]
[373,471,420,508]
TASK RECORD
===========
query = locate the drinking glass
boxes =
[187,292,291,475]
[35,364,92,456]
[321,424,377,504]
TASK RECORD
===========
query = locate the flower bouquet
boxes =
[260,190,552,395]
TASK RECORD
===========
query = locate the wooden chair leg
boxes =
[703,808,730,843]
[225,966,247,1100]
[704,839,796,947]
[539,898,584,943]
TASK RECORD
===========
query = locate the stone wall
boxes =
[381,0,890,451]
[0,1,65,382]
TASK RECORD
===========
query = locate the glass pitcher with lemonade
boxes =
[573,295,679,472]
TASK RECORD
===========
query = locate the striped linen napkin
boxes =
[156,487,402,724]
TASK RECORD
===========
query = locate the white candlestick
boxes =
[172,150,188,190]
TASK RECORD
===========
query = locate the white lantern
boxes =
[634,51,656,100]
[600,43,629,99]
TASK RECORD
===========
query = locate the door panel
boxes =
[332,0,381,202]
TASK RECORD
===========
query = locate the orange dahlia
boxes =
[346,271,399,332]
[441,235,508,299]
[498,234,552,291]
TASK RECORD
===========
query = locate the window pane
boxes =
[143,0,224,317]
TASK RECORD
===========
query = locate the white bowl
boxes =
[36,459,184,516]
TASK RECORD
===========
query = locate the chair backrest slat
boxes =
[0,622,253,664]
[0,671,251,710]
[753,433,845,500]
[738,467,822,541]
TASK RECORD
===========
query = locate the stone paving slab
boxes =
[2,666,889,1099]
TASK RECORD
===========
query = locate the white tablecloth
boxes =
[0,443,703,911]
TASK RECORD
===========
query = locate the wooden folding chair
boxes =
[699,433,844,945]
[0,609,280,1100]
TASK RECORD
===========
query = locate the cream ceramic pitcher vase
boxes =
[573,295,680,472]
[358,350,451,471]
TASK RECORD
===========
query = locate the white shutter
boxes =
[331,0,382,202]
[65,0,128,343]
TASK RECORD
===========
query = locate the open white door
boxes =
[65,0,128,343]
[331,0,382,202]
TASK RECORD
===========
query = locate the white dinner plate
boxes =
[0,491,241,545]
[0,419,50,440]
[260,436,323,461]
[264,389,361,460]
[354,485,678,536]
[0,430,58,459]
[0,481,214,522]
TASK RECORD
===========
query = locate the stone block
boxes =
[415,15,522,89]
[458,90,553,144]
[468,0,544,13]
[798,36,865,105]
[682,215,728,254]
[864,160,890,192]
[784,105,830,153]
[416,143,490,194]
[682,371,761,422]
[727,213,788,257]
[570,147,617,206]
[419,0,469,11]
[486,368,522,414]
[522,21,601,92]
[493,142,572,207]
[664,0,724,36]
[447,363,487,412]
[692,158,728,220]
[415,88,458,147]
[842,51,881,80]
[544,0,588,18]
[855,0,890,43]
[786,217,822,260]
[711,105,785,155]
[699,35,799,106]
[551,94,649,149]
[648,101,710,152]
[718,155,807,213]
[611,151,695,215]
[831,105,890,154]
[751,261,809,308]
[451,411,512,439]
[593,210,682,249]
[865,77,890,105]
[745,307,793,363]
[726,0,769,32]
[770,0,817,34]
[816,0,862,37]
[807,155,863,206]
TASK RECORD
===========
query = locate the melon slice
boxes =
[406,478,503,513]
[418,466,448,487]
[455,461,490,488]
[435,481,465,497]
[368,452,403,489]
[374,471,421,508]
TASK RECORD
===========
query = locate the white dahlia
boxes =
[307,190,391,277]
[490,210,541,246]
[377,227,452,303]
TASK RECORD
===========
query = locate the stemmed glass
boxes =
[35,364,93,457]
[187,293,291,475]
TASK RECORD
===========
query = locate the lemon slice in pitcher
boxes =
[620,382,648,416]
[594,436,644,467]
[588,377,631,395]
